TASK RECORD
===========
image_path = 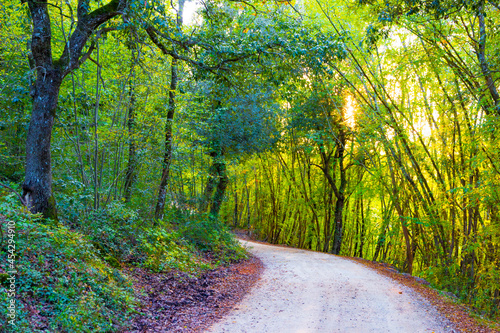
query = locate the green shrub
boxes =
[420,260,500,320]
[57,196,144,265]
[179,213,246,263]
[139,222,211,274]
[0,190,248,331]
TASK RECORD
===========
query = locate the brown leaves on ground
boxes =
[348,257,500,333]
[123,256,263,333]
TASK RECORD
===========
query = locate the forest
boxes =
[0,0,499,331]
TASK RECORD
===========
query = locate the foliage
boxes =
[0,196,137,332]
[185,87,282,159]
[74,200,143,264]
[179,212,247,262]
[220,0,500,321]
[139,220,212,273]
[0,186,246,331]
[56,193,244,273]
[0,1,31,183]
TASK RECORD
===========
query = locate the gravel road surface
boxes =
[208,240,453,333]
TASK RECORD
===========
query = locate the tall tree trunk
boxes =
[360,196,366,258]
[385,144,414,274]
[154,0,184,219]
[210,160,228,217]
[233,184,239,227]
[332,192,345,254]
[199,162,218,212]
[23,69,62,219]
[245,177,251,230]
[155,58,177,218]
[332,130,347,255]
[477,3,500,115]
[123,66,136,203]
[373,197,393,261]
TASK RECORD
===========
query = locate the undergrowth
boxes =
[0,195,136,332]
[0,191,246,332]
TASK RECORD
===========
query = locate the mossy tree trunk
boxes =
[210,159,228,217]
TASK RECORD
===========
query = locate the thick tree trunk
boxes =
[199,152,228,217]
[23,69,62,219]
[199,162,218,212]
[24,0,124,217]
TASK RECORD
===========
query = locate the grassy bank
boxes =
[0,193,245,332]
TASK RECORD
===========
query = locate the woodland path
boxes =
[208,240,453,333]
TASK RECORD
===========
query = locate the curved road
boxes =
[208,240,452,333]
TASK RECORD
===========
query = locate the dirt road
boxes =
[208,240,453,333]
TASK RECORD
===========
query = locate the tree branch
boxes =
[476,5,500,114]
[145,25,254,72]
[310,162,340,198]
[58,0,126,77]
[27,0,53,69]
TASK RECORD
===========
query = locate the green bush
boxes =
[139,222,211,274]
[420,260,500,319]
[57,197,239,273]
[57,196,145,266]
[81,201,142,263]
[179,213,246,262]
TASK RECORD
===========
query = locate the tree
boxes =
[144,0,329,217]
[151,0,185,219]
[23,0,127,218]
[191,86,280,217]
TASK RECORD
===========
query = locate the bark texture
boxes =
[23,69,62,219]
[331,131,347,255]
[155,58,178,218]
